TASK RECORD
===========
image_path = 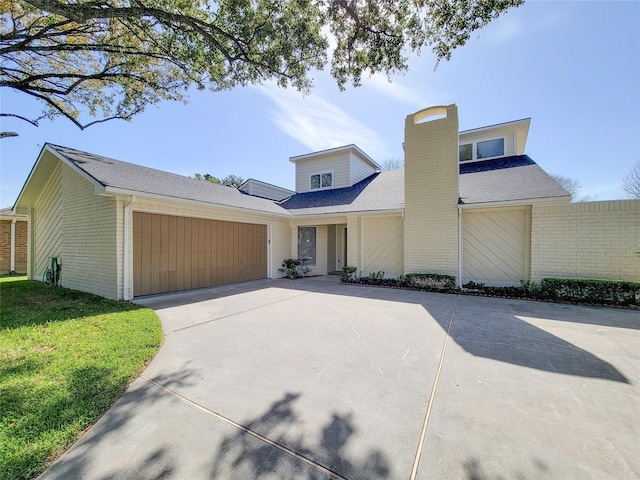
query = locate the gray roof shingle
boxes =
[46,145,568,218]
[280,169,404,215]
[459,155,570,204]
[48,144,290,216]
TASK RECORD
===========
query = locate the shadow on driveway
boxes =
[139,277,633,384]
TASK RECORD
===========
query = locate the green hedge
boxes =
[537,278,639,306]
[402,273,458,292]
[341,268,458,293]
[343,268,639,307]
[463,278,640,306]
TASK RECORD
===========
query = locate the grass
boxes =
[0,276,163,480]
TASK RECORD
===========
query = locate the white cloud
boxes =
[366,74,438,108]
[257,83,390,158]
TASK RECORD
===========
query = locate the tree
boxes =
[193,172,244,187]
[382,158,404,171]
[550,173,582,198]
[622,160,640,199]
[550,173,597,202]
[1,0,523,134]
[193,173,221,184]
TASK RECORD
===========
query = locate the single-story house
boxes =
[12,104,639,299]
[0,207,28,275]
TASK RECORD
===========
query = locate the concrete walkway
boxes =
[39,276,640,479]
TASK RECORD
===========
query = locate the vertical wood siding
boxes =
[133,212,267,296]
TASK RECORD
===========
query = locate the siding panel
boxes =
[463,208,529,286]
[363,216,403,277]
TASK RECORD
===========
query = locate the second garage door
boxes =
[133,212,267,296]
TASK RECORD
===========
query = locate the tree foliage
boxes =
[1,0,523,131]
[622,160,640,199]
[193,172,244,188]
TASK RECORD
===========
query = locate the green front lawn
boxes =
[0,277,163,480]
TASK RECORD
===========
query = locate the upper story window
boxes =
[459,138,505,162]
[310,171,333,190]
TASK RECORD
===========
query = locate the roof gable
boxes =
[17,144,290,216]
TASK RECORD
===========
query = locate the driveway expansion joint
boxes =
[165,291,313,335]
[139,375,347,480]
[410,294,459,480]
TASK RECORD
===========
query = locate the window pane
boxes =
[297,227,316,265]
[310,174,320,189]
[459,144,473,162]
[321,173,332,188]
[476,138,504,159]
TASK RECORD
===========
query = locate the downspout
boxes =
[458,206,463,289]
[123,196,136,300]
[10,218,16,273]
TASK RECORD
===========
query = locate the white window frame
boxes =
[309,170,334,190]
[459,137,506,163]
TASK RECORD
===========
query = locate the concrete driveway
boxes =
[39,276,639,479]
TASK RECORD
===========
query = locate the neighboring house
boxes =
[13,104,639,299]
[0,207,28,274]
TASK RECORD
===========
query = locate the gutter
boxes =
[102,187,291,219]
[123,195,136,300]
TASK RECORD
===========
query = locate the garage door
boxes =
[133,212,267,296]
[462,208,530,286]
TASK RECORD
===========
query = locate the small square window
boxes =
[321,173,332,188]
[310,172,333,190]
[310,174,321,189]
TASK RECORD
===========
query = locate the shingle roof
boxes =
[44,145,568,218]
[279,169,404,215]
[279,155,568,215]
[47,144,290,216]
[459,155,570,204]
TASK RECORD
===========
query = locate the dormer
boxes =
[289,145,381,193]
[458,118,531,163]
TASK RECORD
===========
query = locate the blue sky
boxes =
[1,0,639,207]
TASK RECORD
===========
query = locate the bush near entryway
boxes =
[0,277,162,480]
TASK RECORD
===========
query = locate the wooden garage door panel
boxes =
[133,212,267,296]
[463,208,529,286]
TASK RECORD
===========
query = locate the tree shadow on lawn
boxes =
[32,368,196,480]
[0,279,147,330]
[1,364,147,479]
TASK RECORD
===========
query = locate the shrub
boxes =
[278,258,301,279]
[341,266,358,282]
[538,278,640,306]
[462,278,639,306]
[278,258,313,279]
[405,273,458,293]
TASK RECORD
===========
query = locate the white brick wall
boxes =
[531,200,640,282]
[403,105,460,277]
[61,163,119,299]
